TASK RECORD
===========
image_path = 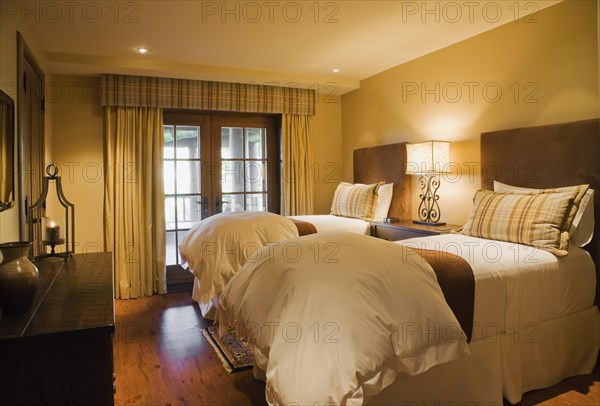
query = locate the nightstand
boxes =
[370,221,462,241]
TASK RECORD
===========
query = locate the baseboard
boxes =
[166,282,193,294]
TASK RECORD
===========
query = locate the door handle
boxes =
[215,196,229,213]
[202,196,208,214]
[195,197,209,215]
[215,196,222,213]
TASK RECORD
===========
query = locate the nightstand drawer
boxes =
[371,225,436,241]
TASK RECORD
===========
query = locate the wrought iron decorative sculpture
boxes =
[406,141,450,225]
[416,173,443,225]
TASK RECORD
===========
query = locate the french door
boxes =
[163,112,280,268]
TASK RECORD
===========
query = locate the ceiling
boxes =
[31,0,562,94]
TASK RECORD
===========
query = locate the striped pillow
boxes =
[461,185,589,256]
[493,182,594,246]
[330,182,382,220]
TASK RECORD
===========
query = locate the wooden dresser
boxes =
[0,252,115,405]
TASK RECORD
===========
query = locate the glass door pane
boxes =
[219,125,268,212]
[163,117,209,267]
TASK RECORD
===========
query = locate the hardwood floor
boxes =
[113,291,265,406]
[506,366,600,406]
[114,292,599,406]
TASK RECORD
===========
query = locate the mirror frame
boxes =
[0,89,15,212]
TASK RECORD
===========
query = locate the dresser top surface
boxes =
[0,252,114,340]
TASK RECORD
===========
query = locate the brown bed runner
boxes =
[410,248,475,342]
[289,218,318,236]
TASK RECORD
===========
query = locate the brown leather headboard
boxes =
[353,143,411,220]
[481,118,600,304]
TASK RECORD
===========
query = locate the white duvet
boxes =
[398,234,597,340]
[179,211,299,303]
[289,214,370,234]
[219,232,470,405]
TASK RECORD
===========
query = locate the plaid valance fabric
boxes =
[100,74,315,115]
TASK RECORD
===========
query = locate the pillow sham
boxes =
[372,183,394,222]
[494,181,595,247]
[461,185,589,256]
[330,182,382,221]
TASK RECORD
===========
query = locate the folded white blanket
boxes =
[179,211,299,303]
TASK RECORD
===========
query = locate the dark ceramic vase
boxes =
[0,241,39,314]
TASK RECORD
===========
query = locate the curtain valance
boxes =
[100,74,315,116]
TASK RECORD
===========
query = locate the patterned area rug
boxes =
[202,325,254,372]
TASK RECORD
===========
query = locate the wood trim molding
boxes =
[17,31,46,242]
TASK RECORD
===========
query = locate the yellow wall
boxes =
[312,95,342,214]
[0,17,49,243]
[341,0,599,225]
[50,75,104,253]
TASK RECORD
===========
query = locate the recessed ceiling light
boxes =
[332,68,340,73]
[137,47,149,54]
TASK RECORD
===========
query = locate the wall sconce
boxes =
[28,164,75,261]
[406,140,450,225]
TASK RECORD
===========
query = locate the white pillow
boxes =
[372,183,394,222]
[493,181,595,247]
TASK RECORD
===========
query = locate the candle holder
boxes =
[42,216,66,256]
[28,164,75,261]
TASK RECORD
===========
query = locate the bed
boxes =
[218,118,600,405]
[180,142,412,319]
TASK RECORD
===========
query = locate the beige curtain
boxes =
[281,114,314,215]
[104,106,166,299]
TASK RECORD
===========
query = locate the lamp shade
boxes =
[406,141,450,174]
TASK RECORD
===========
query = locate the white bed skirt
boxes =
[252,306,599,405]
[191,276,219,320]
[371,306,599,405]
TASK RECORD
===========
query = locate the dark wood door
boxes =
[211,115,280,214]
[17,33,45,253]
[162,112,280,285]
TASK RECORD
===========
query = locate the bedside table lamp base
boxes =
[415,174,445,225]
